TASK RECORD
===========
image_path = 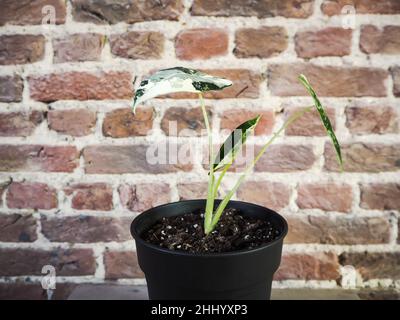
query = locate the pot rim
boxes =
[131,199,288,258]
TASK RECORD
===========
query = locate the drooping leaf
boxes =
[132,67,232,112]
[298,74,343,170]
[213,115,261,172]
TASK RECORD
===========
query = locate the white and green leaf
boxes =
[298,74,343,170]
[132,67,232,113]
[213,115,261,172]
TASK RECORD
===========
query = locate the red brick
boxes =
[0,248,95,276]
[339,252,400,280]
[220,109,275,135]
[110,31,164,60]
[0,214,37,242]
[234,27,287,58]
[295,27,352,58]
[29,71,133,102]
[360,183,400,210]
[41,216,130,243]
[119,183,171,212]
[0,35,45,65]
[161,107,210,136]
[0,180,9,206]
[64,183,113,211]
[268,64,388,97]
[360,25,400,54]
[103,108,153,138]
[322,0,400,16]
[6,182,57,210]
[275,252,340,280]
[165,69,260,99]
[48,109,96,136]
[84,145,193,174]
[0,145,79,173]
[237,181,291,211]
[0,0,66,25]
[0,111,44,137]
[104,251,144,279]
[391,66,400,97]
[255,144,316,172]
[71,0,183,24]
[286,215,391,245]
[175,28,228,60]
[285,107,335,136]
[0,75,23,102]
[53,33,104,63]
[192,0,314,18]
[177,182,208,200]
[296,183,353,212]
[345,106,398,134]
[324,142,400,172]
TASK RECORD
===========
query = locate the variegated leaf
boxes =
[132,67,232,112]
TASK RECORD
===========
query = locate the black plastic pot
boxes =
[131,199,288,300]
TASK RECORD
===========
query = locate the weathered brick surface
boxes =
[64,183,113,211]
[237,181,291,210]
[0,145,79,173]
[0,111,44,137]
[360,183,400,210]
[345,106,398,134]
[175,28,228,60]
[71,0,183,24]
[1,0,400,290]
[53,33,104,63]
[285,107,335,136]
[103,108,153,138]
[295,27,352,58]
[221,109,275,135]
[339,252,400,280]
[29,72,133,101]
[0,75,23,102]
[104,251,144,279]
[269,64,388,97]
[192,0,314,18]
[110,31,164,60]
[0,0,66,25]
[6,182,57,210]
[234,27,287,58]
[321,0,400,16]
[286,215,391,244]
[84,145,193,174]
[119,183,171,212]
[0,214,37,242]
[296,183,353,212]
[324,143,400,172]
[48,109,96,136]
[275,252,340,280]
[161,107,210,136]
[0,248,96,276]
[0,35,45,65]
[41,216,130,243]
[255,144,316,172]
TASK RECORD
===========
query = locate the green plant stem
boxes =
[208,106,313,231]
[212,162,232,200]
[199,93,215,234]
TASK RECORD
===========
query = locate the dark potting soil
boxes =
[142,208,281,253]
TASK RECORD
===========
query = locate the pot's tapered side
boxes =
[131,200,288,300]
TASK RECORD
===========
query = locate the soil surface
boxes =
[142,208,281,253]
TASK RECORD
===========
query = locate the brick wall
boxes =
[0,0,399,298]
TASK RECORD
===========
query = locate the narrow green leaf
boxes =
[213,115,261,172]
[132,67,232,113]
[298,74,343,170]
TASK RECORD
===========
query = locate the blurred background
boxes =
[0,0,399,299]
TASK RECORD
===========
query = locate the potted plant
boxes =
[130,67,342,300]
